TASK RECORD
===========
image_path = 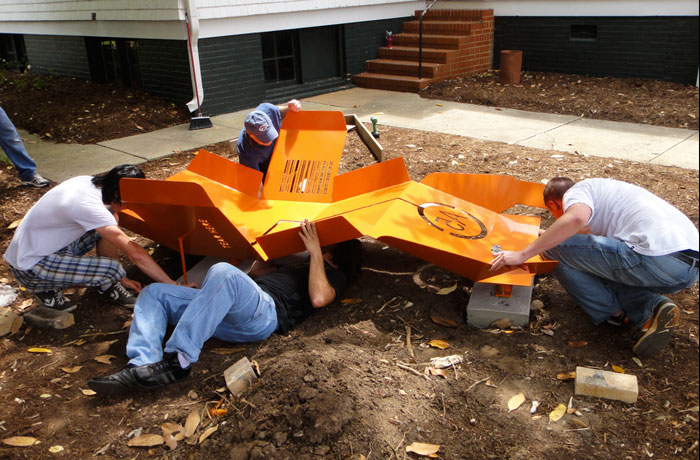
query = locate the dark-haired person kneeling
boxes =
[3,165,183,312]
[88,220,363,395]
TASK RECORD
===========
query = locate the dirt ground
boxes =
[0,69,698,460]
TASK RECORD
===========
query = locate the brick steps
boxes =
[366,59,442,78]
[393,33,467,50]
[353,73,432,91]
[378,46,457,64]
[402,21,475,36]
[353,9,493,93]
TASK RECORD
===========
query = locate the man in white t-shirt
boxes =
[4,165,184,312]
[490,177,699,357]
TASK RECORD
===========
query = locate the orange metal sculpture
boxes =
[119,110,556,289]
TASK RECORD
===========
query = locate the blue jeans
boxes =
[126,263,278,366]
[544,234,699,328]
[0,106,37,181]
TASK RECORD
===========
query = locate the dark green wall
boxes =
[494,16,699,84]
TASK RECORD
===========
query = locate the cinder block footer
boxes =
[466,281,533,328]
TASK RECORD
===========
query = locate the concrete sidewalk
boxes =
[17,87,699,183]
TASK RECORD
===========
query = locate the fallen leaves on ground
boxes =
[405,442,440,456]
[508,393,526,412]
[127,433,164,447]
[2,436,40,447]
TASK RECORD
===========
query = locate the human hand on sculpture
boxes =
[120,277,142,293]
[489,250,528,272]
[298,219,322,258]
[288,99,301,112]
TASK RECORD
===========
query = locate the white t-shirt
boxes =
[4,176,117,270]
[563,178,699,256]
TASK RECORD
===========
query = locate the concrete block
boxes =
[225,357,257,397]
[574,366,638,404]
[466,281,533,328]
[23,306,74,329]
[0,308,23,336]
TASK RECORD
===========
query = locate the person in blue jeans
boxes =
[490,177,698,357]
[237,99,301,178]
[0,106,50,187]
[88,220,362,395]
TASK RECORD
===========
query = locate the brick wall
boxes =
[345,17,412,75]
[23,35,90,79]
[197,34,266,116]
[494,16,699,84]
[137,39,192,108]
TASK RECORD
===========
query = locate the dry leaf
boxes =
[184,408,201,437]
[210,347,245,355]
[49,445,64,453]
[632,357,643,368]
[27,347,52,353]
[2,436,40,447]
[18,299,33,311]
[567,340,588,348]
[198,424,218,444]
[94,354,116,364]
[507,392,526,412]
[428,367,447,378]
[549,404,567,422]
[163,433,177,451]
[611,364,625,374]
[162,422,184,435]
[127,433,164,447]
[405,442,440,456]
[428,339,450,350]
[435,283,457,295]
[7,218,22,229]
[430,316,458,328]
[81,388,96,396]
[60,365,83,374]
[542,328,555,337]
[40,393,52,399]
[490,318,512,330]
[556,371,576,381]
[340,298,363,304]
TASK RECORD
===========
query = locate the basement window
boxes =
[570,25,597,41]
[262,31,298,86]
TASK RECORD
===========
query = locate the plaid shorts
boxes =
[10,230,126,292]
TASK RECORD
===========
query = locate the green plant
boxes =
[31,75,49,90]
[12,78,28,91]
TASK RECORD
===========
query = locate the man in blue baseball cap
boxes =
[237,99,301,178]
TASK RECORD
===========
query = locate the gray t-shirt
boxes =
[563,178,699,256]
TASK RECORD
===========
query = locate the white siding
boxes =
[0,0,424,22]
[434,0,699,17]
[0,0,424,39]
[0,0,181,21]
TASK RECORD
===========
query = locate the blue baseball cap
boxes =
[244,110,278,144]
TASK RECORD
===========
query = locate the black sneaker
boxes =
[88,354,191,395]
[606,312,630,327]
[100,282,137,307]
[633,302,680,357]
[21,174,50,188]
[33,290,76,313]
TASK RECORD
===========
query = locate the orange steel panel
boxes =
[262,111,347,203]
[421,173,546,212]
[118,110,557,286]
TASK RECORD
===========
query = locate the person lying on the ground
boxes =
[0,106,50,188]
[237,99,301,178]
[3,164,184,312]
[490,177,698,357]
[87,220,363,395]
